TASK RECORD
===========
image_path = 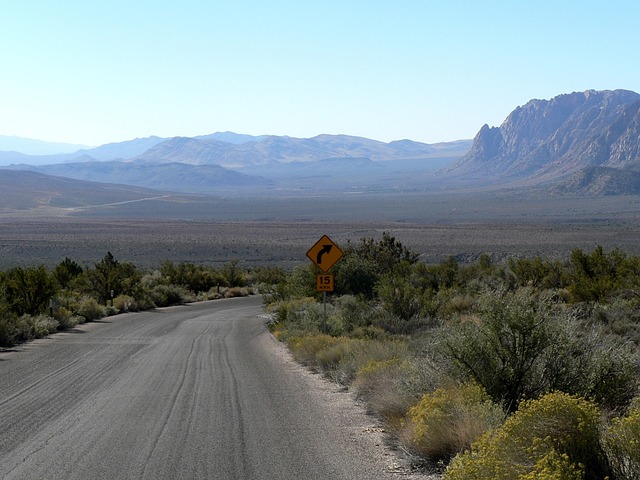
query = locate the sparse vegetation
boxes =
[3,224,640,478]
[0,253,276,348]
[266,234,640,478]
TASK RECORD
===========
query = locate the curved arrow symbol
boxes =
[316,244,333,265]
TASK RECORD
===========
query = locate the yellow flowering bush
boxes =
[444,392,605,480]
[406,382,504,464]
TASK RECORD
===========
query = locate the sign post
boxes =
[307,235,344,332]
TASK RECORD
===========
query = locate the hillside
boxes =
[0,169,180,215]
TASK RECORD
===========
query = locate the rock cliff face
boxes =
[451,90,640,189]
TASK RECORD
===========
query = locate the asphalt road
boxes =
[0,297,413,480]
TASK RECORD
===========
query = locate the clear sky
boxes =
[1,1,638,147]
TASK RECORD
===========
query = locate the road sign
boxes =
[316,274,334,292]
[307,235,344,272]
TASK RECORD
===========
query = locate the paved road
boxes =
[0,297,410,480]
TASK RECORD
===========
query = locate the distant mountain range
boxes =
[1,133,470,194]
[3,89,640,208]
[0,135,90,156]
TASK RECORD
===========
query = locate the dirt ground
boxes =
[1,217,640,270]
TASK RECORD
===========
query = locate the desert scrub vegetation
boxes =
[265,234,640,477]
[0,253,281,348]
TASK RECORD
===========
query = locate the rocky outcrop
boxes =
[450,90,640,186]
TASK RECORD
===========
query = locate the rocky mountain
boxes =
[449,89,640,191]
[553,166,640,195]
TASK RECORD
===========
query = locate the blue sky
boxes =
[1,1,638,146]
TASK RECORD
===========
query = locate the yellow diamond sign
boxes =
[306,235,344,272]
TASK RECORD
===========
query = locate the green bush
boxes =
[268,297,335,337]
[149,284,188,307]
[444,392,606,480]
[11,314,58,342]
[334,295,372,332]
[114,294,138,312]
[604,403,640,479]
[29,314,59,337]
[0,315,16,347]
[442,289,566,410]
[76,297,106,322]
[56,307,83,329]
[406,382,504,465]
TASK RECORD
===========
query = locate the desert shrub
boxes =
[114,294,138,312]
[333,295,372,332]
[271,265,316,301]
[222,259,246,287]
[149,283,188,307]
[592,298,640,345]
[603,402,640,479]
[406,382,505,465]
[353,358,414,425]
[442,288,567,410]
[29,314,59,337]
[12,314,58,342]
[159,260,220,293]
[11,315,33,342]
[56,308,83,329]
[0,315,16,346]
[444,392,606,480]
[286,334,342,367]
[76,297,106,322]
[376,275,426,322]
[286,333,408,386]
[53,257,83,289]
[334,254,379,298]
[268,297,333,337]
[568,246,626,303]
[436,290,475,318]
[315,337,408,385]
[224,286,250,298]
[249,265,286,286]
[577,331,639,412]
[83,252,143,304]
[5,265,58,315]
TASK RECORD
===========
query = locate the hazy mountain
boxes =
[195,131,267,144]
[448,90,640,192]
[137,134,467,168]
[9,160,270,193]
[0,135,89,155]
[72,136,167,161]
[1,132,468,194]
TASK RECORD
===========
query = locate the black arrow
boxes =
[316,244,333,265]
